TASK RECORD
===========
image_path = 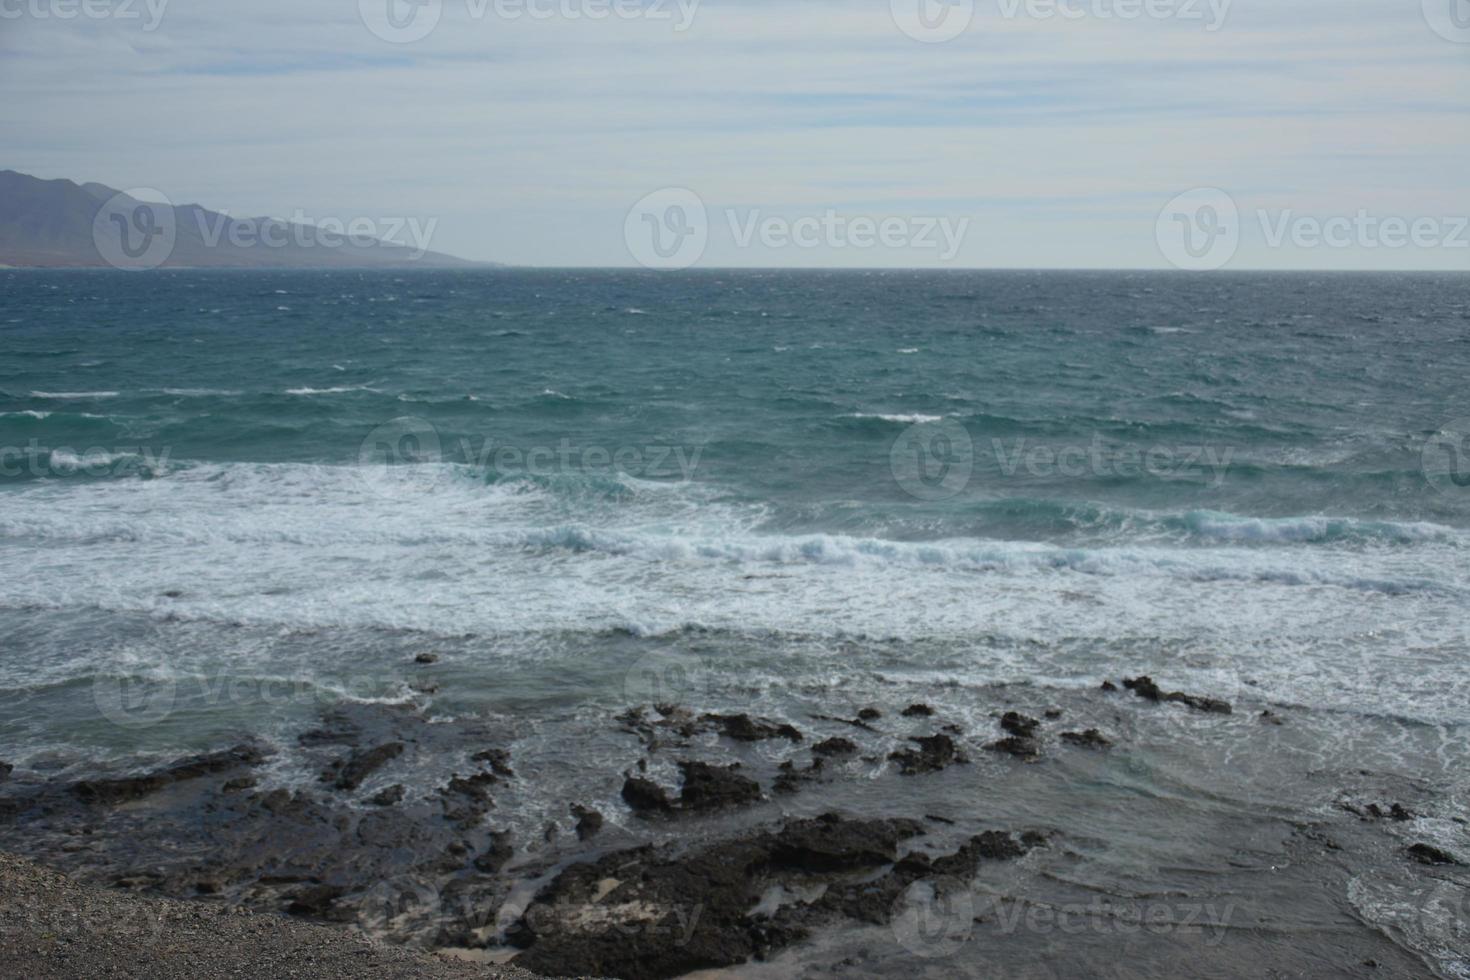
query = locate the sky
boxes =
[2,0,1468,269]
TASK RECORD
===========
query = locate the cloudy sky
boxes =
[3,0,1467,268]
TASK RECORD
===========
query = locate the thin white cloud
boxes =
[1,0,1466,267]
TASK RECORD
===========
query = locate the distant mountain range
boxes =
[0,170,495,269]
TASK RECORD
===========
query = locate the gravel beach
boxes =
[0,853,582,980]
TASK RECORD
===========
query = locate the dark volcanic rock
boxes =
[368,784,405,807]
[509,812,932,980]
[984,736,1040,759]
[413,653,439,664]
[72,744,266,805]
[773,759,824,795]
[701,713,802,743]
[0,761,11,781]
[624,762,763,816]
[617,705,704,749]
[856,707,882,722]
[811,737,858,757]
[676,761,762,812]
[439,772,498,829]
[286,883,346,917]
[321,742,404,791]
[622,775,675,815]
[1060,729,1113,749]
[1408,843,1461,866]
[470,748,515,779]
[888,735,964,775]
[571,804,603,840]
[472,830,514,873]
[762,813,925,873]
[1123,676,1232,714]
[1100,680,1119,692]
[999,712,1040,738]
[510,812,1048,980]
[901,703,935,718]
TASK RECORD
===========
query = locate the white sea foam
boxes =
[0,460,1466,729]
[30,390,119,399]
[284,385,378,396]
[846,412,944,424]
[44,449,143,470]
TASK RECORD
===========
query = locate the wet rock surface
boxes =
[570,805,603,840]
[322,742,405,791]
[700,713,802,743]
[811,736,857,757]
[507,812,1043,980]
[1,678,1455,979]
[1122,675,1233,714]
[623,762,763,816]
[1060,728,1113,749]
[1407,842,1461,866]
[888,734,965,775]
[999,712,1040,738]
[72,745,267,806]
[0,704,523,949]
[616,705,803,751]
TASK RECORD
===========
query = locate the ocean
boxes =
[2,268,1468,977]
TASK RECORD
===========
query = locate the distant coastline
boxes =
[0,169,498,270]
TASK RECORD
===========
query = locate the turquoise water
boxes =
[2,268,1468,753]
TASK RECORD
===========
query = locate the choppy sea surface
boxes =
[2,269,1469,976]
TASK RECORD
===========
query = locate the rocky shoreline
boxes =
[1,674,1464,978]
